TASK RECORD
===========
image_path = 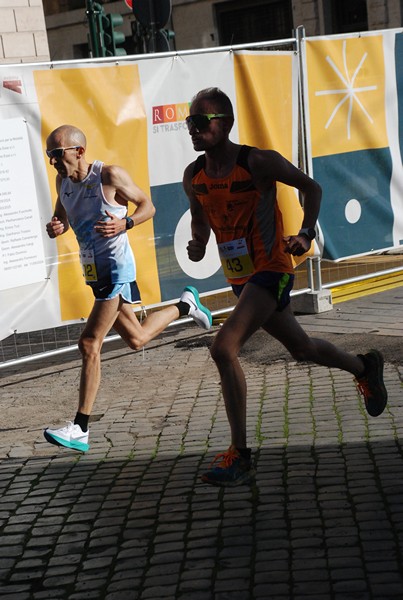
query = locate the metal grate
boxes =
[0,323,86,364]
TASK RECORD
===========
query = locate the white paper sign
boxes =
[0,118,46,290]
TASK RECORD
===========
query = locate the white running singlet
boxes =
[60,160,135,285]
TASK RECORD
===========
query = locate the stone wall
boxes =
[0,0,49,64]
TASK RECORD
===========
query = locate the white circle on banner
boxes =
[345,198,362,224]
[174,210,221,279]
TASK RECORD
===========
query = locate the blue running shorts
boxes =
[88,280,141,304]
[231,271,294,311]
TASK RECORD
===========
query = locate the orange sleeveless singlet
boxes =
[191,145,294,285]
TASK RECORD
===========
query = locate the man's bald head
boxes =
[47,125,86,149]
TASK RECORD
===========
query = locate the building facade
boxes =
[0,0,50,64]
[1,0,402,64]
[174,0,402,48]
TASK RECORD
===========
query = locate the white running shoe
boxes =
[180,286,212,330]
[44,422,90,452]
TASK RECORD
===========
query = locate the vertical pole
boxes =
[313,256,323,291]
[307,257,315,292]
[296,25,308,175]
[297,25,324,295]
[148,0,157,52]
[86,0,99,58]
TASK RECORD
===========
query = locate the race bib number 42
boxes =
[218,238,254,279]
[80,249,98,282]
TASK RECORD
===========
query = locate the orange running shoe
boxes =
[201,445,254,487]
[355,350,387,417]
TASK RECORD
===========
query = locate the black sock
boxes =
[74,412,89,432]
[176,301,190,317]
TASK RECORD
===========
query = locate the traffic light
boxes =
[103,13,127,56]
[86,0,104,57]
[165,28,175,47]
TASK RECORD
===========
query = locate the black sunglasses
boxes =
[185,113,231,132]
[46,146,80,159]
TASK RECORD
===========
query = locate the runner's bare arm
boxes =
[183,163,211,262]
[96,164,155,237]
[249,149,322,255]
[46,178,69,238]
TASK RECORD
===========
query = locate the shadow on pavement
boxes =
[1,439,403,600]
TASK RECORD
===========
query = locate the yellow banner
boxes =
[34,65,160,321]
[306,35,388,157]
[234,53,312,261]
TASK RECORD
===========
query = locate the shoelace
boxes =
[356,380,370,400]
[60,421,75,431]
[210,448,239,469]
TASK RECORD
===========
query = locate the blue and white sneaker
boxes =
[180,286,212,330]
[44,422,90,452]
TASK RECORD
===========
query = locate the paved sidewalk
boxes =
[1,289,403,600]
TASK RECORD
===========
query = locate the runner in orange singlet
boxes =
[183,87,388,487]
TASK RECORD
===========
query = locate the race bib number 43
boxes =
[218,238,254,279]
[80,249,98,282]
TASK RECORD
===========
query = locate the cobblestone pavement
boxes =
[1,290,403,600]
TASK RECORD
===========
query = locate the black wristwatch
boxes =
[125,216,134,230]
[298,227,316,241]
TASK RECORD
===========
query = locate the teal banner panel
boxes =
[314,148,394,260]
[151,182,227,301]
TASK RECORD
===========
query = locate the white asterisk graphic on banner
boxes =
[315,40,377,139]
